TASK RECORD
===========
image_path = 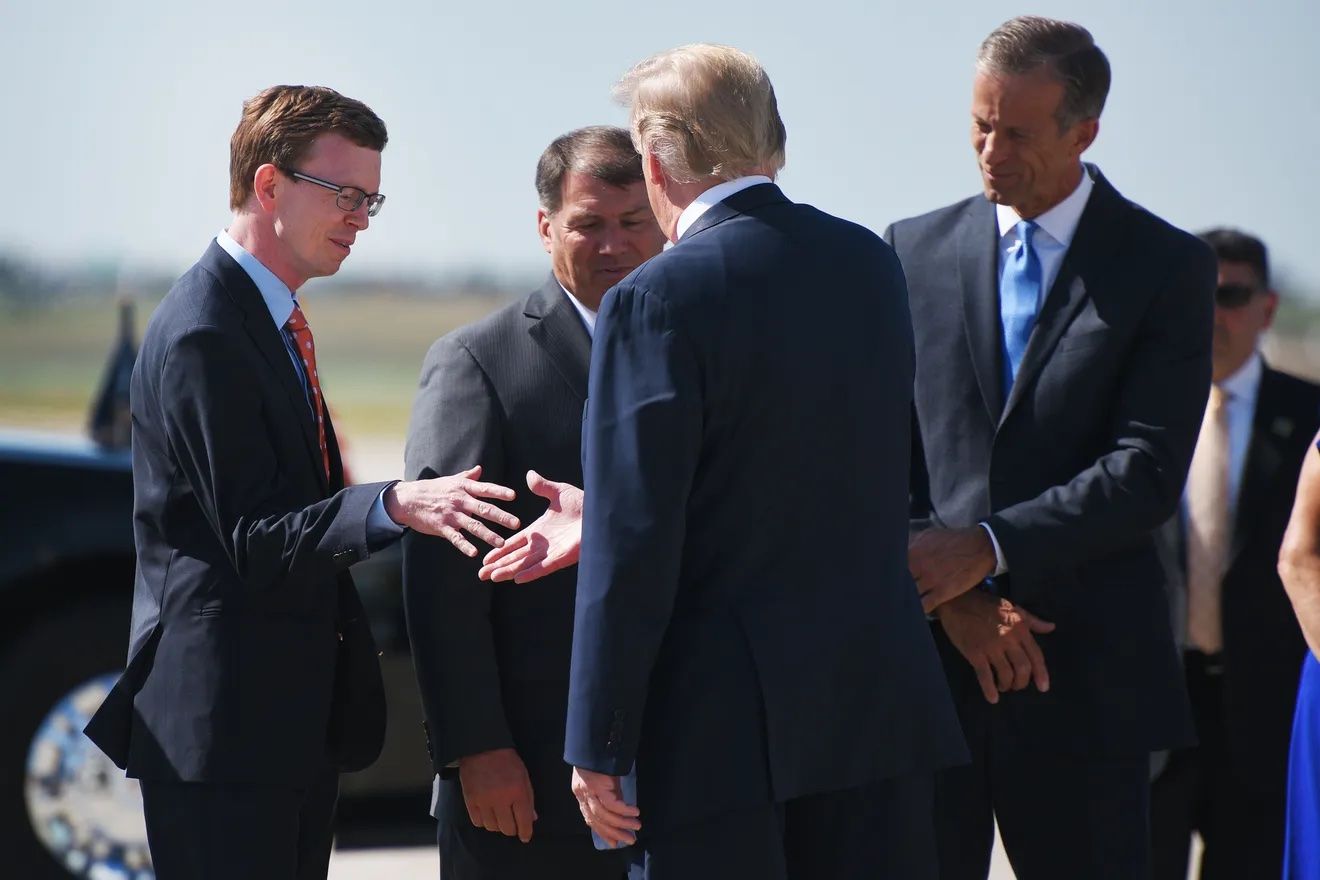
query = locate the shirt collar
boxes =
[675,175,774,241]
[996,165,1094,247]
[1218,350,1263,402]
[556,278,597,338]
[216,229,297,328]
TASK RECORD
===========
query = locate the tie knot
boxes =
[286,302,308,332]
[1016,220,1038,249]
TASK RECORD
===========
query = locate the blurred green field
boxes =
[0,293,511,440]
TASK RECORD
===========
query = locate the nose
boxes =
[598,223,626,255]
[979,130,1006,163]
[346,201,370,231]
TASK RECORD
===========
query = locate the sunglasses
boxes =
[1215,283,1264,309]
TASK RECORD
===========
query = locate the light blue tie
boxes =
[1000,220,1042,396]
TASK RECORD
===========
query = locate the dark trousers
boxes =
[1150,651,1287,880]
[627,774,937,880]
[933,688,1150,880]
[435,775,629,880]
[140,768,339,880]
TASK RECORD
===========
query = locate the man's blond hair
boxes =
[614,44,786,184]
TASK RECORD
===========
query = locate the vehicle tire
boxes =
[0,597,154,879]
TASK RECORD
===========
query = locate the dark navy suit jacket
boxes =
[886,167,1214,757]
[564,183,967,833]
[85,241,388,785]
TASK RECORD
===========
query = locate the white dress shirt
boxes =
[981,167,1095,575]
[557,279,597,339]
[216,231,404,539]
[674,175,774,241]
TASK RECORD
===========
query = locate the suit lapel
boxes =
[526,277,592,401]
[956,198,1005,423]
[1230,366,1289,563]
[1000,169,1123,428]
[202,242,329,494]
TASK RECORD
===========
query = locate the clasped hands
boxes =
[910,526,1055,703]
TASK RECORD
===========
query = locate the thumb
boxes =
[463,465,482,479]
[526,469,556,499]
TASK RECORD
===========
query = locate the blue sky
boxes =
[5,0,1318,292]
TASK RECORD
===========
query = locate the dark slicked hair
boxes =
[535,126,643,214]
[1201,227,1271,287]
[229,85,387,210]
[977,16,1111,131]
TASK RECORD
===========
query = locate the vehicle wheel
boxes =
[0,599,154,879]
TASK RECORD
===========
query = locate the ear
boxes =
[1262,290,1281,329]
[1071,118,1100,156]
[645,150,666,187]
[252,163,280,213]
[537,207,553,255]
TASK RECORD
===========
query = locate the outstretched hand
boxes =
[479,471,583,583]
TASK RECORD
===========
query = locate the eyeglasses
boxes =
[281,167,386,217]
[1215,282,1263,309]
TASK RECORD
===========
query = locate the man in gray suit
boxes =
[402,126,666,880]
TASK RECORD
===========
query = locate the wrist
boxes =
[383,480,411,527]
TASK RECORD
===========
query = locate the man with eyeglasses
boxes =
[83,85,520,880]
[1150,228,1320,880]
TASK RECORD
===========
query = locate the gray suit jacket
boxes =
[402,276,596,836]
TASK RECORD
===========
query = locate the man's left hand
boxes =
[571,766,640,849]
[909,526,998,613]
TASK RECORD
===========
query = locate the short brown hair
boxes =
[977,16,1111,130]
[535,126,643,214]
[229,85,388,210]
[615,44,786,184]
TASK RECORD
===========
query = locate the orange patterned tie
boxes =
[285,302,330,482]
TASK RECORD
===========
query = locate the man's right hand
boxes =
[385,466,519,557]
[936,590,1056,704]
[457,747,538,843]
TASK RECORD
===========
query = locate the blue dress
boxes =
[1286,443,1320,877]
[1286,628,1320,874]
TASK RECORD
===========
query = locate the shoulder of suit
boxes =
[1263,364,1320,407]
[430,296,527,356]
[892,194,984,229]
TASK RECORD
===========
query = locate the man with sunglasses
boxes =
[1150,228,1320,880]
[83,85,519,880]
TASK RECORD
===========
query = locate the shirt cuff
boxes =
[979,521,1008,576]
[366,482,407,549]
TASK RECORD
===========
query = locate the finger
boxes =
[1024,611,1057,634]
[512,556,572,584]
[512,793,536,843]
[439,525,478,558]
[463,796,482,829]
[465,479,518,502]
[482,532,529,568]
[494,803,518,838]
[1004,644,1032,691]
[585,800,639,844]
[988,651,1014,693]
[487,548,547,583]
[1021,633,1051,692]
[453,513,506,549]
[463,496,521,530]
[973,661,999,704]
[526,469,560,499]
[593,786,642,819]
